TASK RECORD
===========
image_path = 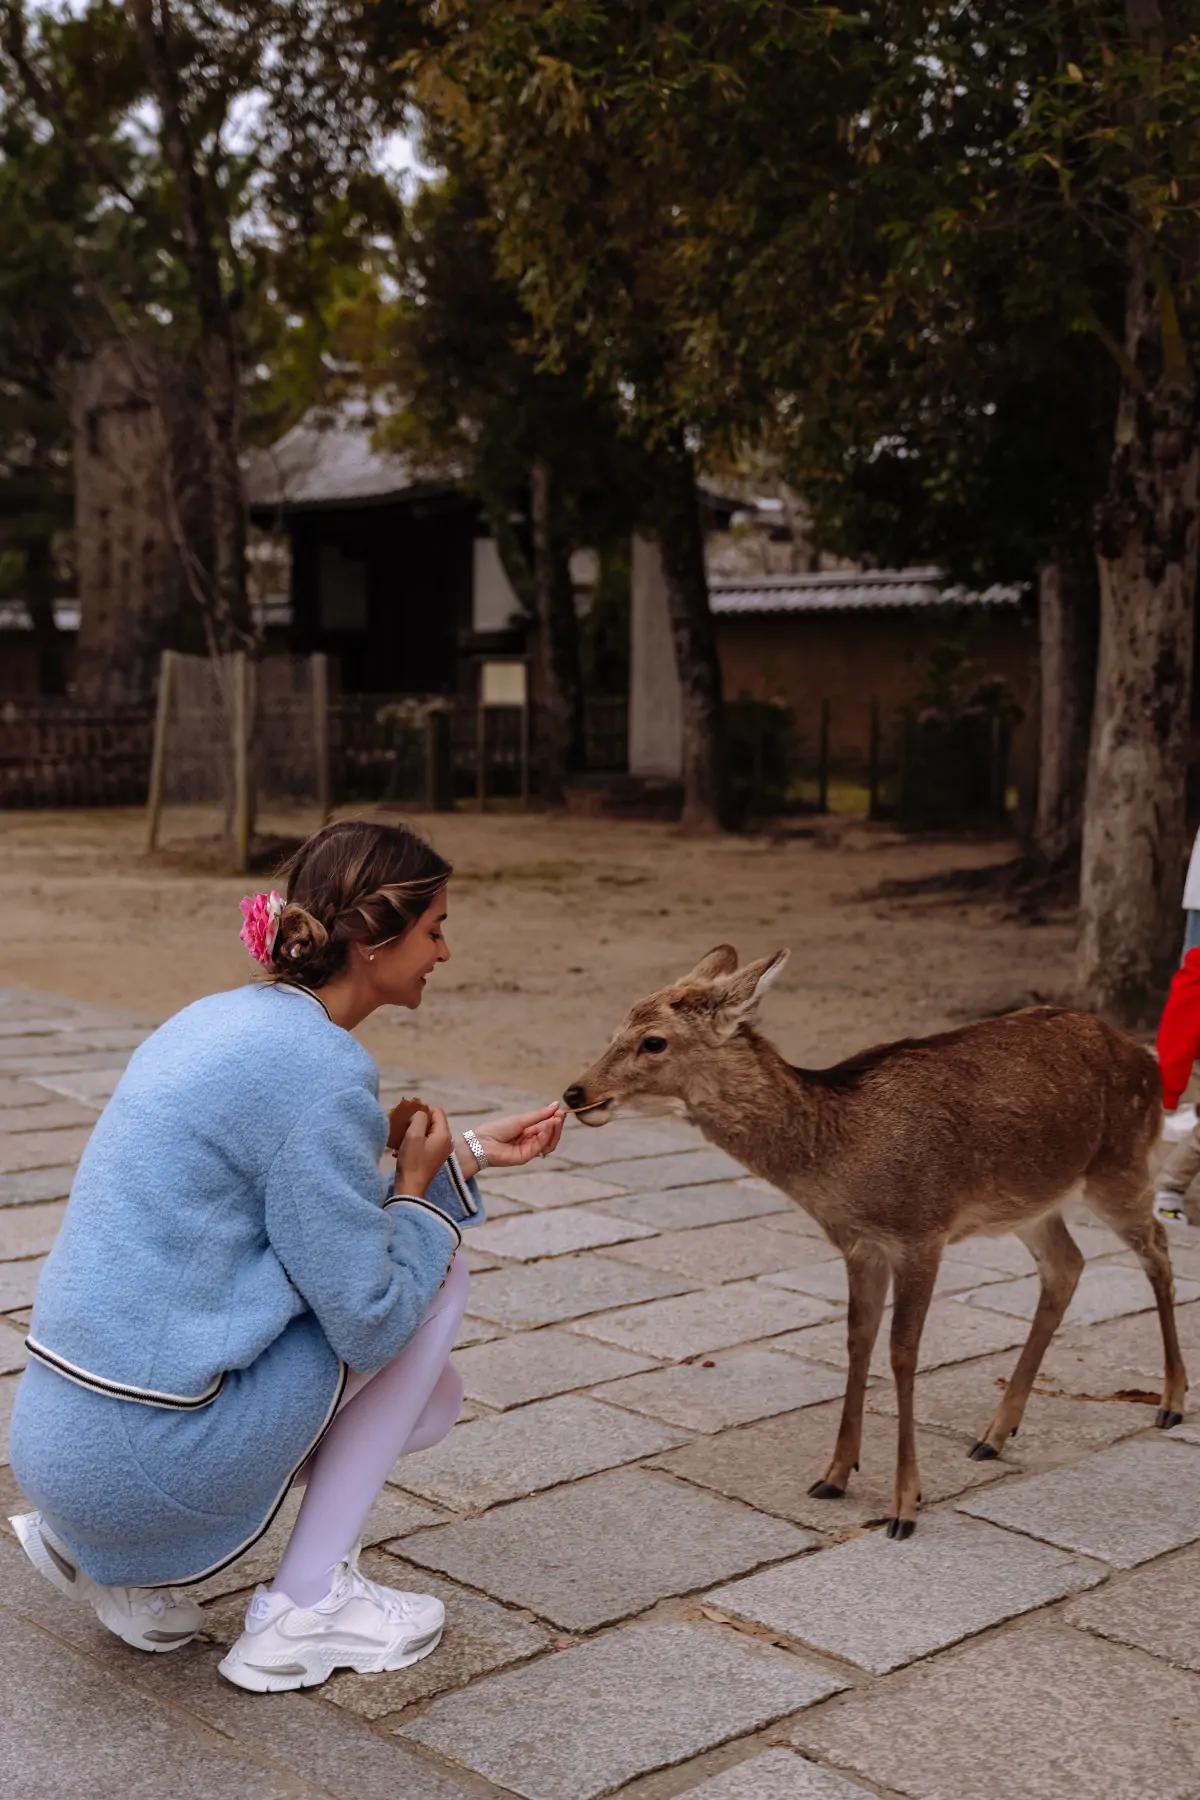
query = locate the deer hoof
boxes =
[968,1440,1000,1461]
[885,1516,916,1541]
[807,1479,846,1500]
[1156,1408,1184,1430]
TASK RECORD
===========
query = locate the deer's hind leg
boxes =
[969,1211,1083,1460]
[809,1242,889,1502]
[1085,1174,1188,1428]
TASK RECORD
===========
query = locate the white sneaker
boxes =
[1154,1192,1189,1223]
[218,1551,445,1692]
[10,1510,202,1652]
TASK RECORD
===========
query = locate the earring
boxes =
[369,954,375,962]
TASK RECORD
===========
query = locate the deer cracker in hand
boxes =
[387,1096,431,1154]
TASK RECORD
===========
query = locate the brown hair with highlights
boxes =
[269,820,452,989]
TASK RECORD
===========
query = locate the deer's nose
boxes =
[562,1084,586,1111]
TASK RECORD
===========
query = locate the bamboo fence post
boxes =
[144,650,177,853]
[311,652,332,823]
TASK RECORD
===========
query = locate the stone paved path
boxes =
[3,985,1200,1800]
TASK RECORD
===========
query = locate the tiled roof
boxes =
[709,569,1024,613]
[242,403,459,510]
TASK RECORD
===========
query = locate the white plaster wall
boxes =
[629,533,683,778]
[472,539,522,632]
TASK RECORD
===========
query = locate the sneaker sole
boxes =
[217,1623,444,1693]
[11,1512,87,1605]
[10,1512,199,1654]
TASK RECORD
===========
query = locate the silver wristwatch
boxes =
[462,1127,489,1173]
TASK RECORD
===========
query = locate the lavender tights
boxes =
[271,1252,469,1607]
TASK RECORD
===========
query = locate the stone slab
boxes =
[0,1048,136,1077]
[962,1263,1200,1327]
[1170,1420,1200,1445]
[573,1281,838,1360]
[0,1080,57,1109]
[764,1255,1009,1305]
[455,1328,658,1409]
[193,1484,447,1602]
[0,1257,43,1313]
[753,1206,839,1243]
[940,1234,1038,1277]
[1065,1542,1200,1670]
[791,1625,1200,1800]
[28,1067,125,1105]
[652,1400,1005,1529]
[588,1148,746,1190]
[707,1511,1103,1673]
[959,1438,1200,1566]
[866,1349,1154,1464]
[596,1182,795,1232]
[453,1315,505,1347]
[595,1348,847,1433]
[390,1393,689,1510]
[0,1101,98,1133]
[0,1127,93,1174]
[605,1220,818,1284]
[677,1750,880,1800]
[467,1207,658,1262]
[401,1621,846,1800]
[0,1165,76,1206]
[467,1256,694,1328]
[0,1608,309,1800]
[557,1118,704,1162]
[478,1170,630,1209]
[401,1468,814,1630]
[775,1299,1031,1375]
[0,1200,65,1262]
[0,1322,27,1375]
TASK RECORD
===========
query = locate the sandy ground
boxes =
[0,806,1078,1099]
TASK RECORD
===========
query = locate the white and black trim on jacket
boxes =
[383,1192,463,1249]
[23,1338,226,1410]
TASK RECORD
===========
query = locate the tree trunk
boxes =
[129,0,247,652]
[650,438,725,832]
[531,457,586,801]
[23,535,66,697]
[1076,262,1200,1024]
[1032,558,1097,871]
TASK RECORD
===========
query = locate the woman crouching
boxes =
[9,819,563,1692]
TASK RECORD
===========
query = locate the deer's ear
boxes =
[711,950,790,1038]
[680,945,739,985]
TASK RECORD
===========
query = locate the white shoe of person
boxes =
[217,1548,445,1692]
[10,1510,203,1652]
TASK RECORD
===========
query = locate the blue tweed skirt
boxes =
[9,1310,345,1588]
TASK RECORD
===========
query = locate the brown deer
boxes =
[563,946,1187,1539]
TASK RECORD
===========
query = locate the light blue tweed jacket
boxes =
[26,982,482,1406]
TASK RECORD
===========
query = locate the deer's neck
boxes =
[681,1029,828,1192]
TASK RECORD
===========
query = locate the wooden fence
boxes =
[0,703,154,808]
[0,690,632,812]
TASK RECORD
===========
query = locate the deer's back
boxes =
[787,1007,1161,1236]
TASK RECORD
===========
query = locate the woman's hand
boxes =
[458,1104,565,1176]
[395,1105,454,1197]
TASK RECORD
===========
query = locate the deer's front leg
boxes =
[809,1243,889,1500]
[886,1246,940,1540]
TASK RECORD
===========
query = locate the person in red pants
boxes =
[1155,946,1200,1224]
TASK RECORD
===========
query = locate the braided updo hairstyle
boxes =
[268,820,452,989]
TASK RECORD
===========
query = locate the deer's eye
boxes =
[640,1035,668,1054]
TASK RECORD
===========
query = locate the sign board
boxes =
[480,660,528,708]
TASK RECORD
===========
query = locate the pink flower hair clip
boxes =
[239,891,284,968]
